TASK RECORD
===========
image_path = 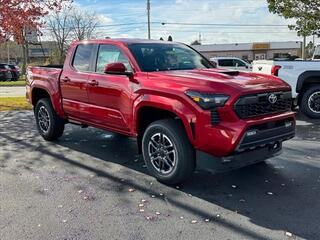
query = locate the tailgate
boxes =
[252,60,275,75]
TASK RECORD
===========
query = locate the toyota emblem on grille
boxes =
[268,94,278,104]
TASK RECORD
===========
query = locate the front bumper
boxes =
[196,142,283,172]
[194,111,295,158]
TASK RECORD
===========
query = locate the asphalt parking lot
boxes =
[0,110,319,240]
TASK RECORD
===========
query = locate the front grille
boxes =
[234,91,292,119]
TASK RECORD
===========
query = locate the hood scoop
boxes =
[217,70,240,76]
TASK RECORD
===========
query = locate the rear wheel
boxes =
[35,98,65,141]
[301,85,320,119]
[142,119,195,185]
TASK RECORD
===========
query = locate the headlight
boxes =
[185,90,229,109]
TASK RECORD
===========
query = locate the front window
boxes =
[128,43,213,72]
[96,45,132,73]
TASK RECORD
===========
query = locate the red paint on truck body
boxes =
[26,39,295,157]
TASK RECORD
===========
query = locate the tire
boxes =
[34,98,65,141]
[142,119,195,185]
[300,85,320,119]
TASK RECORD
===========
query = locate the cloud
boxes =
[69,0,319,45]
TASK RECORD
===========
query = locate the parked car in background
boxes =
[7,64,20,81]
[210,57,252,71]
[26,39,295,184]
[0,64,13,81]
[252,60,320,118]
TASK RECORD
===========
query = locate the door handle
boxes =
[62,76,71,82]
[89,79,99,86]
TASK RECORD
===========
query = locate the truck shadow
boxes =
[1,110,319,240]
[55,115,319,240]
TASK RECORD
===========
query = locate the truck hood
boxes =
[147,68,290,93]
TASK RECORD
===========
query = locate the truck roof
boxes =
[75,38,177,45]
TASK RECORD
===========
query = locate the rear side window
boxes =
[218,59,234,67]
[72,44,95,72]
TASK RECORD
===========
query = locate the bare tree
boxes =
[70,8,99,41]
[47,6,72,64]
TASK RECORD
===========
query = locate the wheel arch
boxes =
[134,98,196,153]
[31,86,65,118]
[296,71,320,93]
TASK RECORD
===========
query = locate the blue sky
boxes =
[73,0,318,45]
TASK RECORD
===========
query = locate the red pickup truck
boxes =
[26,39,295,184]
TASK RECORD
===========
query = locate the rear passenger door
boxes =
[60,44,96,118]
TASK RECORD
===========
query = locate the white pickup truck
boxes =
[252,50,320,118]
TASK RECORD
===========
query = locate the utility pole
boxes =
[199,33,202,44]
[147,0,151,39]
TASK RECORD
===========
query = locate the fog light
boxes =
[285,121,293,128]
[246,130,257,137]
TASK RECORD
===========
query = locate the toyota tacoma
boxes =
[26,39,295,184]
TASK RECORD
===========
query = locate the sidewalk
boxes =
[0,86,26,97]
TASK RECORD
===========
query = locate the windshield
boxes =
[314,46,320,60]
[128,43,214,72]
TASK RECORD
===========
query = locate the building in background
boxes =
[0,41,58,65]
[193,41,302,62]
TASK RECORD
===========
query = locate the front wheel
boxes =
[142,119,195,185]
[301,85,320,119]
[35,98,65,141]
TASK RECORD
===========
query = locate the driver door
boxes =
[87,44,133,132]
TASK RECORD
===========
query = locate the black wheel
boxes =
[142,119,195,185]
[301,85,320,119]
[35,98,65,141]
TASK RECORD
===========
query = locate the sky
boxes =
[71,0,319,45]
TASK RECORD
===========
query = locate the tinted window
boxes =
[218,59,234,67]
[128,43,213,72]
[73,44,95,72]
[233,59,246,67]
[96,45,132,73]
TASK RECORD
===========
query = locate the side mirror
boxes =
[104,62,133,77]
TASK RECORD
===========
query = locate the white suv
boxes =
[210,57,252,71]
